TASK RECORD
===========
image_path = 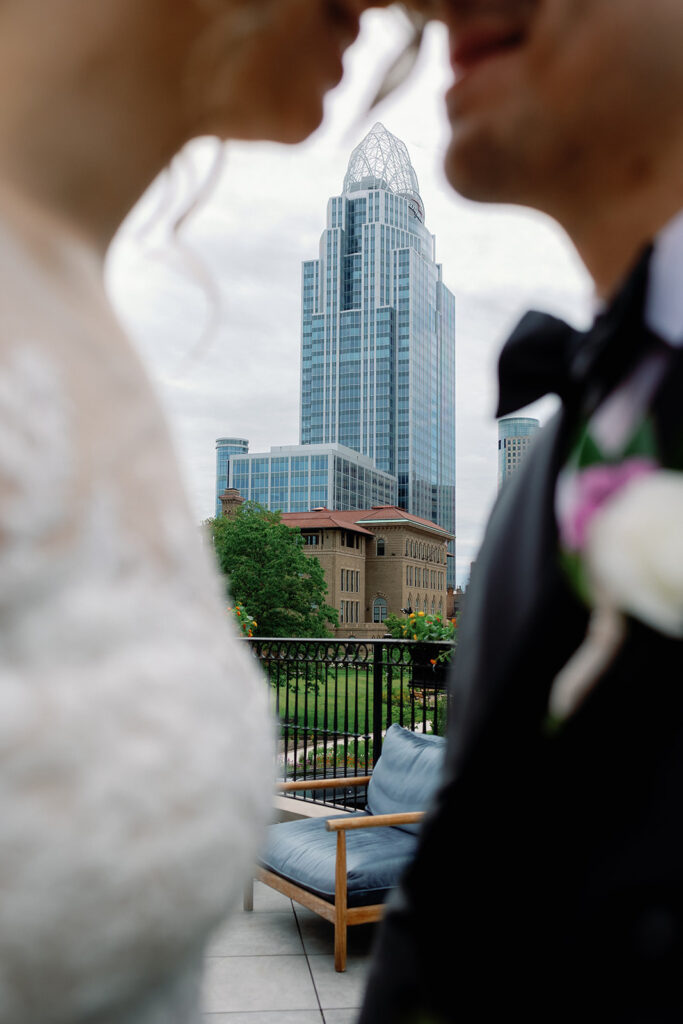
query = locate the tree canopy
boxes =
[209,502,338,637]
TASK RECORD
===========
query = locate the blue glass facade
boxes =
[497,417,540,487]
[300,124,456,584]
[229,444,396,514]
[215,437,249,517]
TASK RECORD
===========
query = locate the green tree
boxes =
[208,502,338,637]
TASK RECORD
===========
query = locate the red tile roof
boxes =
[280,506,452,539]
[280,509,374,535]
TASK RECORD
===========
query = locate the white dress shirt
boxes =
[586,209,683,455]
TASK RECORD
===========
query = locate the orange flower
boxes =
[413,633,418,640]
[236,609,241,615]
[429,658,437,666]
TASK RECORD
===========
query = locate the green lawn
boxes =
[271,664,448,738]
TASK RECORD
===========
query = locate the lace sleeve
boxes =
[0,344,75,606]
[0,340,273,1023]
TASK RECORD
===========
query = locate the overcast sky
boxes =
[106,10,594,587]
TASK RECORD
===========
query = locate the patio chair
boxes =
[244,724,446,971]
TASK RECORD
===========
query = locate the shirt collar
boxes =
[589,209,683,347]
[645,207,683,347]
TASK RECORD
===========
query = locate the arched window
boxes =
[373,597,388,623]
[376,537,385,556]
[431,598,435,616]
[405,539,410,556]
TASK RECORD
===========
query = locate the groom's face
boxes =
[433,0,683,215]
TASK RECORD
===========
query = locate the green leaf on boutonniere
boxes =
[571,423,604,469]
[559,547,593,607]
[622,415,658,459]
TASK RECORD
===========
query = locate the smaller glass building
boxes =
[229,443,397,514]
[215,437,249,516]
[497,417,540,488]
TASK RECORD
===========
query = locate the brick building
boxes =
[280,506,453,638]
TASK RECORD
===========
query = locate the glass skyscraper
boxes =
[300,123,456,583]
[215,437,249,517]
[229,443,396,514]
[497,417,540,488]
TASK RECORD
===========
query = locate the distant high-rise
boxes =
[229,443,396,513]
[215,437,249,516]
[300,123,456,584]
[497,417,540,487]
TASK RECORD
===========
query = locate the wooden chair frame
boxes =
[244,776,424,971]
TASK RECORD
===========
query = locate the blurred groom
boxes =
[360,1,683,1021]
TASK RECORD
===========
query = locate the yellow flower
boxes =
[418,611,425,617]
[413,633,418,640]
[409,613,416,619]
[252,620,257,627]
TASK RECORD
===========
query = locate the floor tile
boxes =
[249,880,294,913]
[323,1011,361,1024]
[207,911,303,957]
[203,956,319,1014]
[203,1013,323,1023]
[308,954,372,1010]
[295,908,377,959]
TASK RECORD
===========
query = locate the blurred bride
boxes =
[0,2,392,1021]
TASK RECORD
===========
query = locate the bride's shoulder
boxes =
[0,193,189,566]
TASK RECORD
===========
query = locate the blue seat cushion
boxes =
[259,814,418,907]
[366,724,446,833]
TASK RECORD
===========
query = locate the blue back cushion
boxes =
[366,724,446,833]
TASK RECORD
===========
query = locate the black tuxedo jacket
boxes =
[359,325,683,1024]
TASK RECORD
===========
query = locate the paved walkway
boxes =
[202,881,377,1023]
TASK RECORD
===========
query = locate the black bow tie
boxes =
[496,246,658,418]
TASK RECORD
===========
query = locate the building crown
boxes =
[343,122,424,223]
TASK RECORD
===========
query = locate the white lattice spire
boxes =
[343,122,424,223]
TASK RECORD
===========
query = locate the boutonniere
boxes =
[549,456,683,723]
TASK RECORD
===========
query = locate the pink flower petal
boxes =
[559,457,657,551]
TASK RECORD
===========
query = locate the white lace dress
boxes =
[0,213,273,1023]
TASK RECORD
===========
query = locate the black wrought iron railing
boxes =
[242,637,453,809]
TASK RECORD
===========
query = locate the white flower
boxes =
[585,470,683,638]
[549,469,683,722]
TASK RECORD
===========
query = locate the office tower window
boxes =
[300,123,456,585]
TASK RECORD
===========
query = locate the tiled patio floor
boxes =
[203,881,377,1024]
